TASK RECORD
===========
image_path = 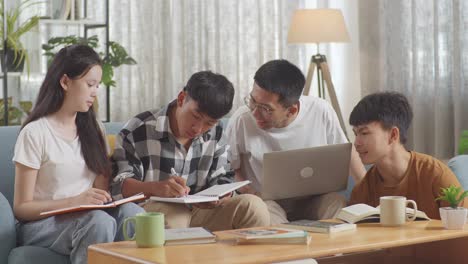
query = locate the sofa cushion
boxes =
[9,246,70,264]
[0,192,16,264]
[104,122,125,135]
[448,155,468,190]
[0,126,21,206]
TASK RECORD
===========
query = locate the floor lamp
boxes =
[288,9,350,139]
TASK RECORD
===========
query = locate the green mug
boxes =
[123,212,165,247]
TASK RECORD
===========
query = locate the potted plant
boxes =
[0,0,41,72]
[42,35,137,87]
[436,185,468,230]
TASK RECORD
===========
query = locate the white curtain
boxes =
[359,0,468,159]
[92,0,302,121]
[14,0,359,135]
[87,0,360,133]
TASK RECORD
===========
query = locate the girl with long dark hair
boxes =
[12,44,143,264]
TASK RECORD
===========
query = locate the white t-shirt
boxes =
[13,118,96,201]
[226,96,347,192]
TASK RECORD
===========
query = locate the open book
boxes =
[336,203,431,224]
[39,193,146,217]
[165,227,216,246]
[150,180,251,204]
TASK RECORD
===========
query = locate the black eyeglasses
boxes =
[243,96,274,115]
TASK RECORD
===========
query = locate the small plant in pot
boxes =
[436,185,468,230]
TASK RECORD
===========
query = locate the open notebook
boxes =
[150,181,251,204]
[40,193,146,217]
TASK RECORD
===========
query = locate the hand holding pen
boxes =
[171,168,190,197]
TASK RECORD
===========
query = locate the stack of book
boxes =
[216,227,311,245]
[280,220,356,234]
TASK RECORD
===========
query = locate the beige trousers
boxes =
[142,194,270,231]
[266,192,347,225]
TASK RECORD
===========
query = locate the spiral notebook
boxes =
[150,181,251,204]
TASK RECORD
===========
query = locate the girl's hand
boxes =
[73,188,112,206]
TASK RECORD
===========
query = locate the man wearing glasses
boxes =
[226,60,366,224]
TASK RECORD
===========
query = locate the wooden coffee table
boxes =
[88,220,468,264]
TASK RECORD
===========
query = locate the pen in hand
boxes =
[171,167,189,196]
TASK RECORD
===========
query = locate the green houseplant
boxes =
[42,35,137,87]
[0,97,32,126]
[0,0,41,72]
[436,185,468,229]
[459,130,468,155]
[436,185,468,209]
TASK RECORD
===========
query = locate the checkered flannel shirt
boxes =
[111,101,234,199]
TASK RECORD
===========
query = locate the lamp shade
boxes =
[287,9,350,44]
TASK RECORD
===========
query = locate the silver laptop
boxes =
[262,143,351,200]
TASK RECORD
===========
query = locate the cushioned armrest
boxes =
[107,134,117,156]
[448,155,468,190]
[0,192,16,264]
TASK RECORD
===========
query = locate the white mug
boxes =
[380,196,418,226]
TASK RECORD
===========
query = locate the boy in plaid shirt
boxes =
[112,71,270,231]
